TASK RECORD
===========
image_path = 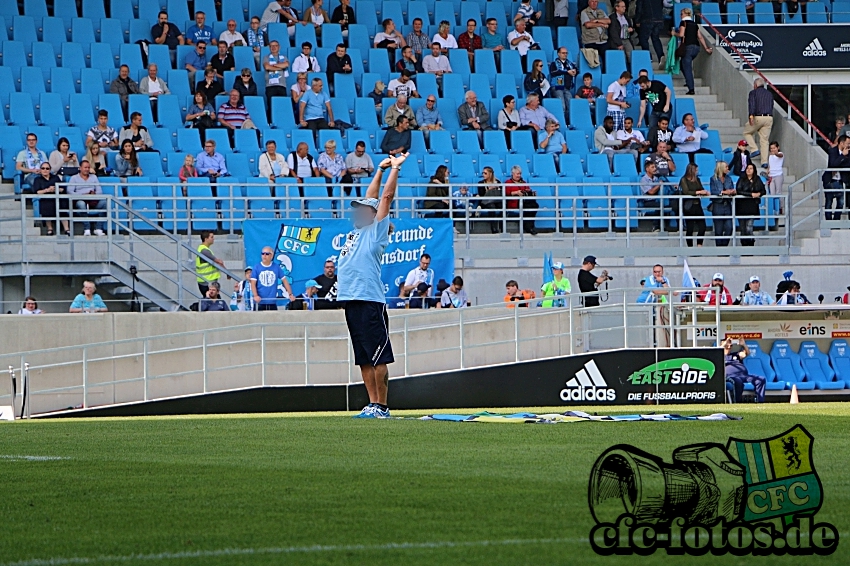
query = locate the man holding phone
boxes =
[723,338,765,403]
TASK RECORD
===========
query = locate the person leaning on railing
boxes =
[69,281,108,313]
[31,162,70,236]
[735,163,765,246]
[479,166,504,234]
[709,160,735,247]
[678,162,709,248]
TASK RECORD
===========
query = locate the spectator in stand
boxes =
[541,262,570,307]
[608,0,634,64]
[672,113,710,163]
[32,161,70,236]
[637,264,673,304]
[261,0,300,36]
[385,95,417,128]
[674,8,712,95]
[200,281,230,312]
[424,165,451,217]
[288,142,319,184]
[292,41,322,73]
[115,140,143,178]
[318,140,353,197]
[498,95,521,147]
[251,246,294,310]
[119,112,154,152]
[627,68,648,99]
[406,282,433,308]
[744,78,774,168]
[618,117,649,155]
[69,281,108,313]
[299,78,334,138]
[232,68,258,102]
[736,162,766,246]
[836,116,850,139]
[777,280,811,305]
[723,338,765,403]
[374,19,406,66]
[538,118,568,158]
[258,140,291,183]
[479,166,504,233]
[49,137,80,177]
[184,41,209,91]
[524,59,548,98]
[326,43,353,92]
[303,0,330,32]
[109,65,140,121]
[458,91,492,143]
[606,71,632,132]
[679,162,709,247]
[507,19,537,69]
[823,135,850,221]
[433,20,458,54]
[290,279,324,310]
[245,17,268,68]
[151,11,184,51]
[196,68,224,103]
[595,115,638,169]
[196,139,229,188]
[396,46,422,76]
[407,18,431,59]
[86,110,119,152]
[387,70,419,99]
[505,165,538,235]
[481,18,507,66]
[581,0,610,71]
[179,154,197,185]
[139,64,170,122]
[210,41,236,79]
[504,280,536,307]
[381,115,412,154]
[331,0,356,37]
[186,91,216,143]
[549,47,578,121]
[575,73,603,122]
[640,160,663,231]
[345,141,374,186]
[18,297,43,315]
[401,254,434,298]
[457,19,482,70]
[637,76,671,128]
[578,256,610,307]
[186,11,215,46]
[264,40,290,114]
[68,161,105,236]
[767,142,785,205]
[729,140,752,176]
[699,273,733,305]
[218,90,256,145]
[416,96,444,140]
[645,140,676,178]
[741,275,775,305]
[635,0,665,67]
[515,0,543,29]
[313,259,339,308]
[366,80,386,112]
[710,160,736,247]
[422,42,453,84]
[220,19,246,48]
[647,115,675,152]
[85,144,109,177]
[553,0,570,26]
[440,276,469,308]
[519,93,557,149]
[195,231,225,296]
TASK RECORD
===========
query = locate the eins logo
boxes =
[799,323,826,336]
[803,38,827,57]
[560,360,616,402]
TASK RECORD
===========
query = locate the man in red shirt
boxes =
[698,272,734,305]
[457,19,482,70]
[504,164,538,235]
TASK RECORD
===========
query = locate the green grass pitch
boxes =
[1,403,848,565]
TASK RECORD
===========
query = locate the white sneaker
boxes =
[83,229,91,236]
[94,229,105,236]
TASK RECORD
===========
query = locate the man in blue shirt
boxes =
[299,77,335,141]
[481,18,506,66]
[186,11,215,46]
[195,140,228,190]
[338,152,407,419]
[250,246,294,311]
[637,264,673,304]
[184,41,209,87]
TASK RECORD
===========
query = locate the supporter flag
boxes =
[542,252,554,288]
[682,259,697,302]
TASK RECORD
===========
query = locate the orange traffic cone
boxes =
[789,383,799,404]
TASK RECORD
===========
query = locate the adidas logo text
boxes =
[560,360,616,402]
[802,38,827,57]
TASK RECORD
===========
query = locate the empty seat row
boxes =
[744,340,850,391]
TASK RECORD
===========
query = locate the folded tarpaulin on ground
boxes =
[420,411,741,424]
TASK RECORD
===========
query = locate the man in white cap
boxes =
[290,279,322,310]
[541,261,571,307]
[698,272,733,306]
[338,152,408,419]
[741,275,775,306]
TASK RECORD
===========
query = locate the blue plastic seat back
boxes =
[799,341,835,382]
[770,340,806,383]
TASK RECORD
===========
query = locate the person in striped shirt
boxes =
[217,90,255,145]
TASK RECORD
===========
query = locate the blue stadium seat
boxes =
[48,67,77,106]
[586,153,612,177]
[565,130,589,154]
[382,1,405,27]
[428,129,454,154]
[807,2,829,22]
[478,153,505,178]
[9,92,39,127]
[12,16,38,50]
[39,93,68,127]
[448,48,471,77]
[148,127,175,153]
[605,51,628,79]
[494,73,517,101]
[510,130,535,157]
[165,151,189,176]
[354,97,380,131]
[107,0,134,24]
[129,19,151,45]
[347,24,371,55]
[569,98,594,132]
[41,17,69,54]
[434,1,457,25]
[460,1,482,25]
[226,152,253,178]
[484,0,508,27]
[368,48,392,77]
[499,50,523,88]
[828,339,850,387]
[532,153,558,178]
[242,96,270,130]
[83,0,107,20]
[699,2,722,24]
[19,66,46,108]
[72,17,96,48]
[482,130,508,155]
[147,44,173,72]
[221,0,245,22]
[557,182,581,231]
[753,3,774,23]
[69,93,96,128]
[137,152,164,178]
[455,130,481,154]
[119,42,144,70]
[266,23,291,48]
[770,340,815,390]
[743,341,783,390]
[31,41,57,83]
[128,95,155,128]
[416,73,439,99]
[559,154,584,178]
[613,153,637,177]
[1,41,28,82]
[442,73,466,102]
[674,97,697,127]
[177,128,202,154]
[205,128,233,151]
[726,3,747,24]
[799,341,844,390]
[271,97,298,130]
[289,129,317,154]
[630,50,653,78]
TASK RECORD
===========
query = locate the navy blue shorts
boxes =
[344,300,394,367]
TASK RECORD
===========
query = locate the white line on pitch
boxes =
[0,455,68,462]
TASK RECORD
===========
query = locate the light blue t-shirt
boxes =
[337,215,390,303]
[637,275,669,304]
[539,130,566,154]
[302,90,330,121]
[70,293,107,311]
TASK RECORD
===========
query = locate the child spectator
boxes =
[575,73,603,123]
[179,154,198,182]
[367,80,386,111]
[767,141,784,207]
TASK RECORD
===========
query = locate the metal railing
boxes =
[789,168,850,232]
[0,287,722,417]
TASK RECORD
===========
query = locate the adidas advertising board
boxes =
[708,24,850,69]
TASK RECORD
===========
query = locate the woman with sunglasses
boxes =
[232,67,258,102]
[31,162,70,236]
[523,59,548,98]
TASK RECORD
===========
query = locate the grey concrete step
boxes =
[698,110,734,120]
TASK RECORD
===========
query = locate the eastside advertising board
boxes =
[707,24,850,69]
[693,319,850,341]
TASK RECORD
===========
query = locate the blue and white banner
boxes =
[243,218,454,303]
